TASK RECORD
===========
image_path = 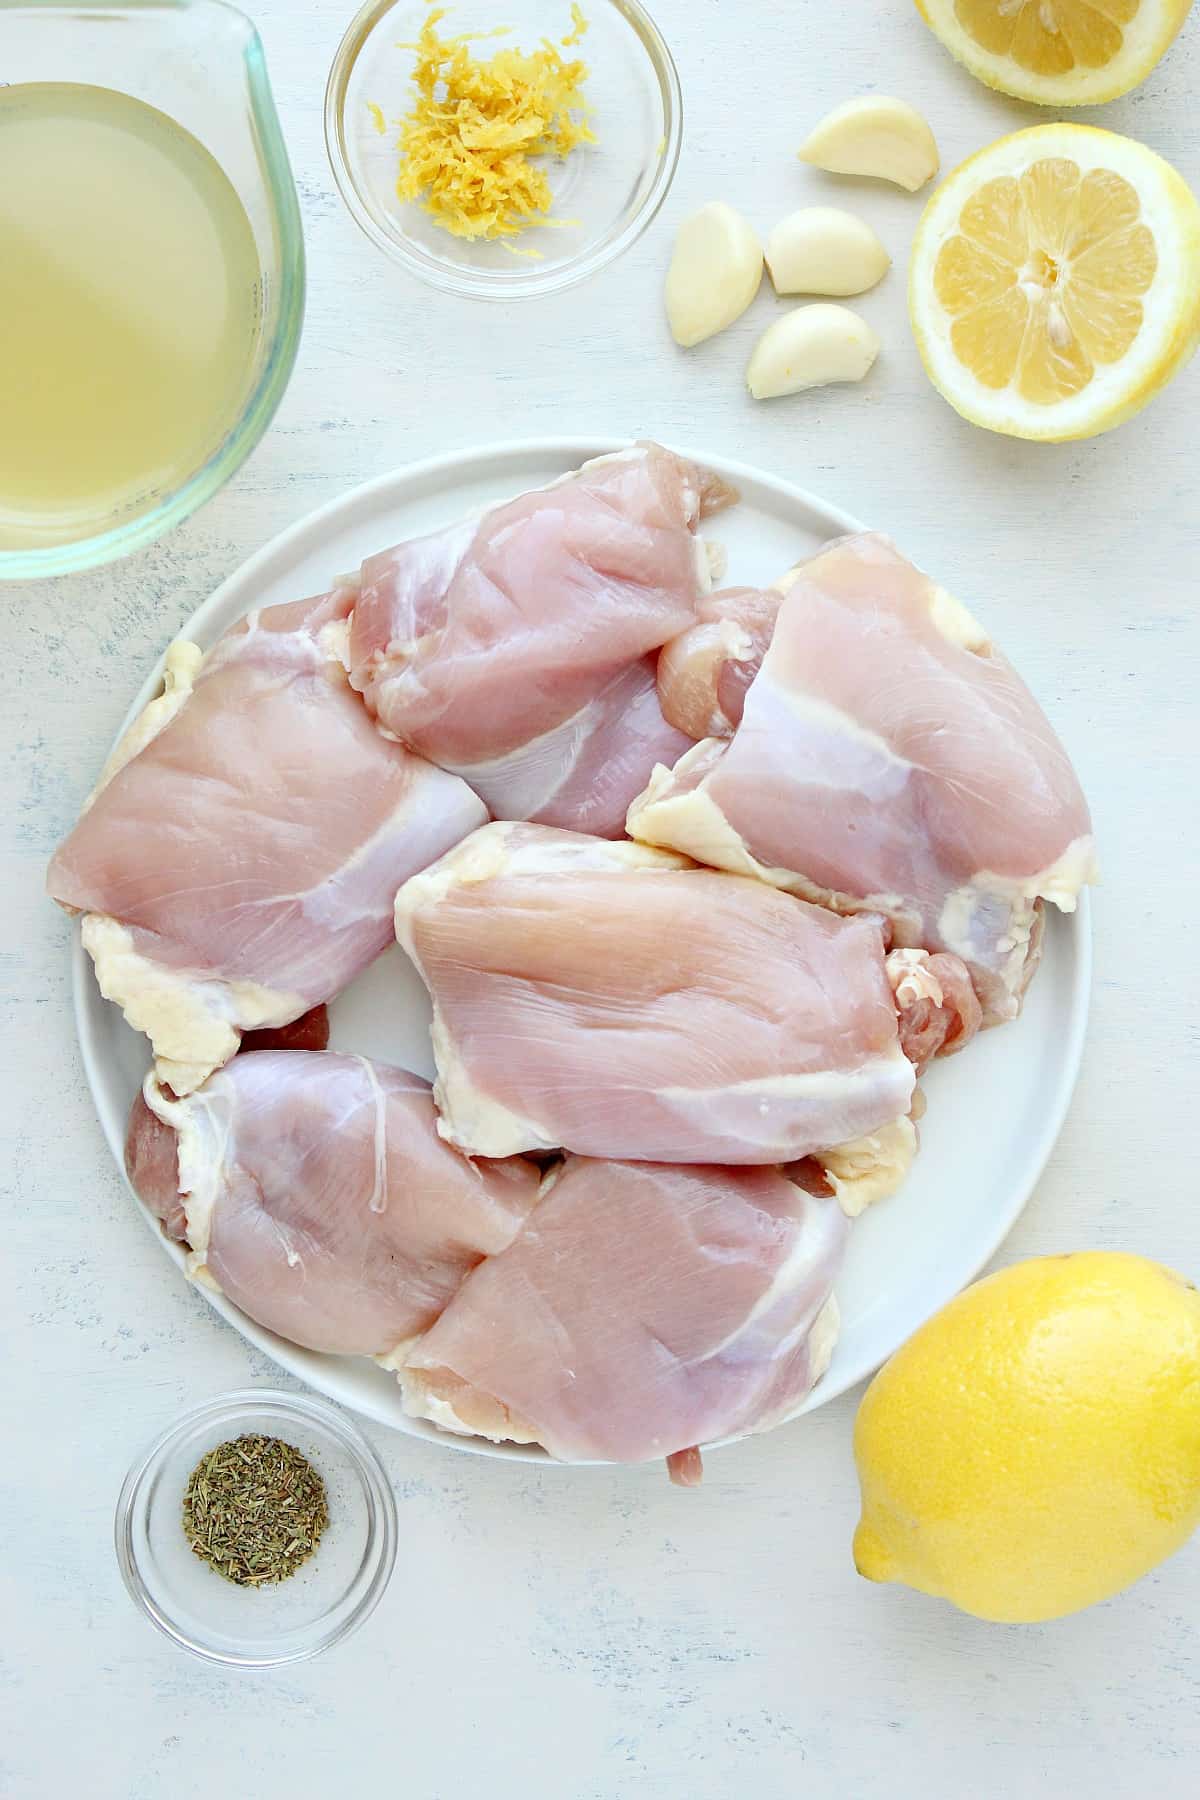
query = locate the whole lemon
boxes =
[853,1253,1200,1623]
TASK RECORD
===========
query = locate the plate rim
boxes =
[72,434,1092,1466]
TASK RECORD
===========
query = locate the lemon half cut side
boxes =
[914,0,1194,107]
[909,124,1200,440]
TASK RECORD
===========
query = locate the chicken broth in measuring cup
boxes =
[0,83,262,550]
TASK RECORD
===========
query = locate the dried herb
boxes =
[182,1434,329,1587]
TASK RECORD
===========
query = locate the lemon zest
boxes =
[395,4,594,248]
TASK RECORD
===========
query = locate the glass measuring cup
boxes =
[0,2,305,580]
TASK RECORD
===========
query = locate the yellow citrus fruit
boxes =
[853,1252,1200,1623]
[914,0,1193,107]
[909,124,1200,440]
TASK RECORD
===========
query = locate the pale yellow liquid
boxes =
[0,84,262,549]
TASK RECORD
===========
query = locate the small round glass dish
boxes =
[115,1389,397,1667]
[325,0,681,300]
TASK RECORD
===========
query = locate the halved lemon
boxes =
[909,124,1200,440]
[914,0,1193,106]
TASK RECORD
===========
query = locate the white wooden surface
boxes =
[4,3,1199,1794]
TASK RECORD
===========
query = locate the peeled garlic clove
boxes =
[665,202,763,348]
[798,97,939,193]
[747,304,880,401]
[766,207,891,297]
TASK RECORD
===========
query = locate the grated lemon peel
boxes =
[392,4,594,250]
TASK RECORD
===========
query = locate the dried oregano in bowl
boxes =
[182,1434,330,1587]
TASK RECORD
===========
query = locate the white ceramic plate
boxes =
[74,438,1091,1464]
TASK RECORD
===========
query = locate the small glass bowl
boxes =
[115,1389,397,1667]
[325,0,681,300]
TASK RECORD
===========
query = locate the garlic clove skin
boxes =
[766,207,891,297]
[747,304,880,401]
[665,202,764,348]
[798,97,939,193]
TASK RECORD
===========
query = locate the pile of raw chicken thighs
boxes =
[48,446,1096,1481]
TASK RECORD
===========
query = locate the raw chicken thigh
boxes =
[394,822,919,1166]
[399,1155,848,1465]
[630,534,1095,1023]
[47,587,486,1093]
[125,1051,540,1356]
[346,445,733,827]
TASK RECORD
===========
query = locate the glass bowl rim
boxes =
[323,0,683,301]
[0,11,305,583]
[114,1386,398,1668]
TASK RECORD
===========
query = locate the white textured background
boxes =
[4,2,1199,1795]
